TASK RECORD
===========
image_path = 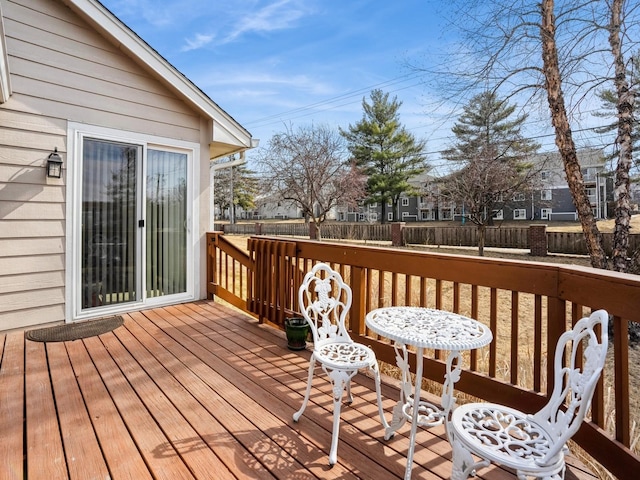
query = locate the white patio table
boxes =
[365,306,493,480]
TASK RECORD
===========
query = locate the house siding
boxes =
[0,0,207,330]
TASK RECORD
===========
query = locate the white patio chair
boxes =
[449,309,609,480]
[292,263,389,466]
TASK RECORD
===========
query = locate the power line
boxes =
[244,73,425,128]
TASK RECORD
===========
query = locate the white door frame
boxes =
[65,122,200,322]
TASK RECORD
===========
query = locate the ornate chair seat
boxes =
[452,403,562,475]
[316,342,376,370]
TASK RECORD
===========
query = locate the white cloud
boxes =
[181,33,216,52]
[223,0,313,43]
[199,69,335,97]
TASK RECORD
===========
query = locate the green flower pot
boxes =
[285,317,310,350]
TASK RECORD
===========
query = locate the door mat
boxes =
[26,316,124,342]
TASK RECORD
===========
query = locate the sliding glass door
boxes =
[80,138,189,312]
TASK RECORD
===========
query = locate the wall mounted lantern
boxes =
[46,147,63,178]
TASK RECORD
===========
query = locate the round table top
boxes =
[365,306,493,350]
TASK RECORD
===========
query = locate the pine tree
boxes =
[442,91,540,255]
[443,91,538,164]
[340,89,427,223]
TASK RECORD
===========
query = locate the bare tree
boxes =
[607,0,637,271]
[256,124,365,240]
[416,0,640,271]
[442,149,543,256]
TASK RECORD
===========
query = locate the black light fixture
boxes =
[47,147,63,178]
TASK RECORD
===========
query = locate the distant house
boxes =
[0,0,255,330]
[342,149,611,224]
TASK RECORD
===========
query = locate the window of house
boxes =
[541,189,552,200]
[358,213,365,221]
[387,212,393,221]
[541,208,552,219]
[492,209,504,220]
[402,197,409,206]
[441,210,452,220]
[512,192,525,201]
[513,209,526,220]
[540,170,549,180]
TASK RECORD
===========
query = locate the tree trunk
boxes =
[540,0,608,269]
[609,0,634,272]
[478,224,486,256]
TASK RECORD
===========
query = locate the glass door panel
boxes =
[81,139,140,308]
[146,149,187,298]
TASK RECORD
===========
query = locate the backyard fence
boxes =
[220,222,640,256]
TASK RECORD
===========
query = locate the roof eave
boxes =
[62,0,254,156]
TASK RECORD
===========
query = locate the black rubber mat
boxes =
[25,316,124,342]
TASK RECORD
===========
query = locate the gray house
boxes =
[341,149,611,224]
[0,0,255,330]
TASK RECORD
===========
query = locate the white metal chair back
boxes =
[531,308,609,463]
[450,309,609,479]
[298,263,352,348]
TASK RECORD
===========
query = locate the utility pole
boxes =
[210,153,247,231]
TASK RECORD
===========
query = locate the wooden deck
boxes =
[0,301,599,480]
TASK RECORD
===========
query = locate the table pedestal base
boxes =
[386,343,463,480]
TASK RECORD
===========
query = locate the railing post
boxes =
[350,266,367,335]
[206,232,218,299]
[255,222,263,235]
[529,224,548,256]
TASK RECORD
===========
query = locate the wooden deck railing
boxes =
[206,232,640,479]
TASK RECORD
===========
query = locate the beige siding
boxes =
[0,0,208,329]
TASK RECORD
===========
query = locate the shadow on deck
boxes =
[0,301,598,479]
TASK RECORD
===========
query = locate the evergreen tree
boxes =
[214,159,258,222]
[443,91,539,164]
[442,91,541,255]
[340,89,427,223]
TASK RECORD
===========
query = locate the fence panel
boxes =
[222,222,640,255]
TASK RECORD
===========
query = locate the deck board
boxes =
[0,300,599,480]
[46,341,110,480]
[0,332,25,480]
[25,339,67,480]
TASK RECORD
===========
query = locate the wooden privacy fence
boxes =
[403,226,531,248]
[221,222,640,256]
[206,232,639,480]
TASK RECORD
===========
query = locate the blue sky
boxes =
[99,0,611,174]
[100,0,460,171]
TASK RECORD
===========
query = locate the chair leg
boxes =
[293,355,316,422]
[371,363,391,431]
[325,367,357,466]
[345,379,353,404]
[329,389,343,466]
[451,438,489,480]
